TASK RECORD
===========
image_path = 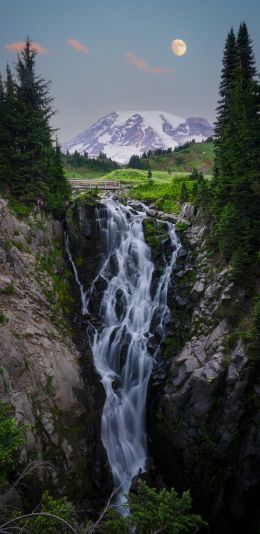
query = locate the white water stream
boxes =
[65,201,180,504]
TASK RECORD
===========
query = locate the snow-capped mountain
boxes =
[62,111,213,163]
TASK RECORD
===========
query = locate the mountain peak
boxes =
[62,111,213,163]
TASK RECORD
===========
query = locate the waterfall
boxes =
[65,201,180,505]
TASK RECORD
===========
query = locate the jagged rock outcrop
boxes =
[148,212,260,534]
[0,197,109,506]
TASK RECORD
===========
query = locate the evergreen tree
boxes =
[0,66,18,190]
[0,73,7,189]
[13,38,54,197]
[206,23,260,284]
[214,28,238,196]
[0,38,71,218]
[46,141,71,219]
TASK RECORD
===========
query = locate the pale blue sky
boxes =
[1,0,259,142]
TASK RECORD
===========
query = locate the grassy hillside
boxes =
[101,169,197,214]
[142,141,214,173]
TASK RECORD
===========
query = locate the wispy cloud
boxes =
[125,52,171,75]
[67,38,90,54]
[5,41,49,54]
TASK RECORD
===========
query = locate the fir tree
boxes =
[214,28,238,195]
[46,141,71,219]
[13,38,54,197]
[0,66,17,190]
[0,38,72,218]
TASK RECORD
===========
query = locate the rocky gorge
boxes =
[0,193,259,533]
[0,196,109,512]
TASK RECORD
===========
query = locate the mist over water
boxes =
[66,201,180,504]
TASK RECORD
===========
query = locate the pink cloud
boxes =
[5,41,48,54]
[67,38,90,54]
[125,52,171,75]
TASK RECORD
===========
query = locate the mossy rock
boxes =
[74,190,100,207]
[142,218,168,256]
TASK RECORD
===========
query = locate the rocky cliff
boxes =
[148,207,260,534]
[0,196,109,509]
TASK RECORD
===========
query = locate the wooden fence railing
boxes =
[69,179,121,191]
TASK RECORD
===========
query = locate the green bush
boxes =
[104,481,205,533]
[175,221,189,233]
[8,197,33,218]
[1,284,15,296]
[0,312,8,325]
[10,491,75,533]
[74,189,100,207]
[0,401,26,487]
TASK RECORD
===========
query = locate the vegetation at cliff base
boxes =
[0,401,26,487]
[103,480,205,534]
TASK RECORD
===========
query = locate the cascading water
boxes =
[65,200,180,505]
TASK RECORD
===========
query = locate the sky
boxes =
[1,0,260,143]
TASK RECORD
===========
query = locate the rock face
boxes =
[0,197,109,506]
[148,214,260,534]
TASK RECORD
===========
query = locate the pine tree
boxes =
[46,141,71,219]
[0,66,17,190]
[211,23,260,283]
[0,39,72,218]
[0,73,7,189]
[214,28,238,201]
[13,38,54,197]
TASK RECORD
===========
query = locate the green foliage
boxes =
[104,480,205,533]
[215,203,240,260]
[142,219,168,254]
[106,172,194,214]
[247,299,260,359]
[74,189,100,207]
[75,256,84,267]
[0,312,8,325]
[138,141,214,174]
[205,23,260,286]
[38,245,75,316]
[12,491,75,533]
[0,39,71,219]
[175,220,189,233]
[0,401,26,487]
[147,169,153,183]
[180,181,189,203]
[64,149,119,176]
[8,197,33,218]
[128,154,148,170]
[1,284,15,295]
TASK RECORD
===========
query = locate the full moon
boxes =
[171,39,187,56]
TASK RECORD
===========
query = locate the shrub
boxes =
[0,401,26,487]
[1,284,15,296]
[8,491,75,534]
[103,480,205,533]
[74,189,100,207]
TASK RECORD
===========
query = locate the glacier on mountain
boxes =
[62,111,213,163]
